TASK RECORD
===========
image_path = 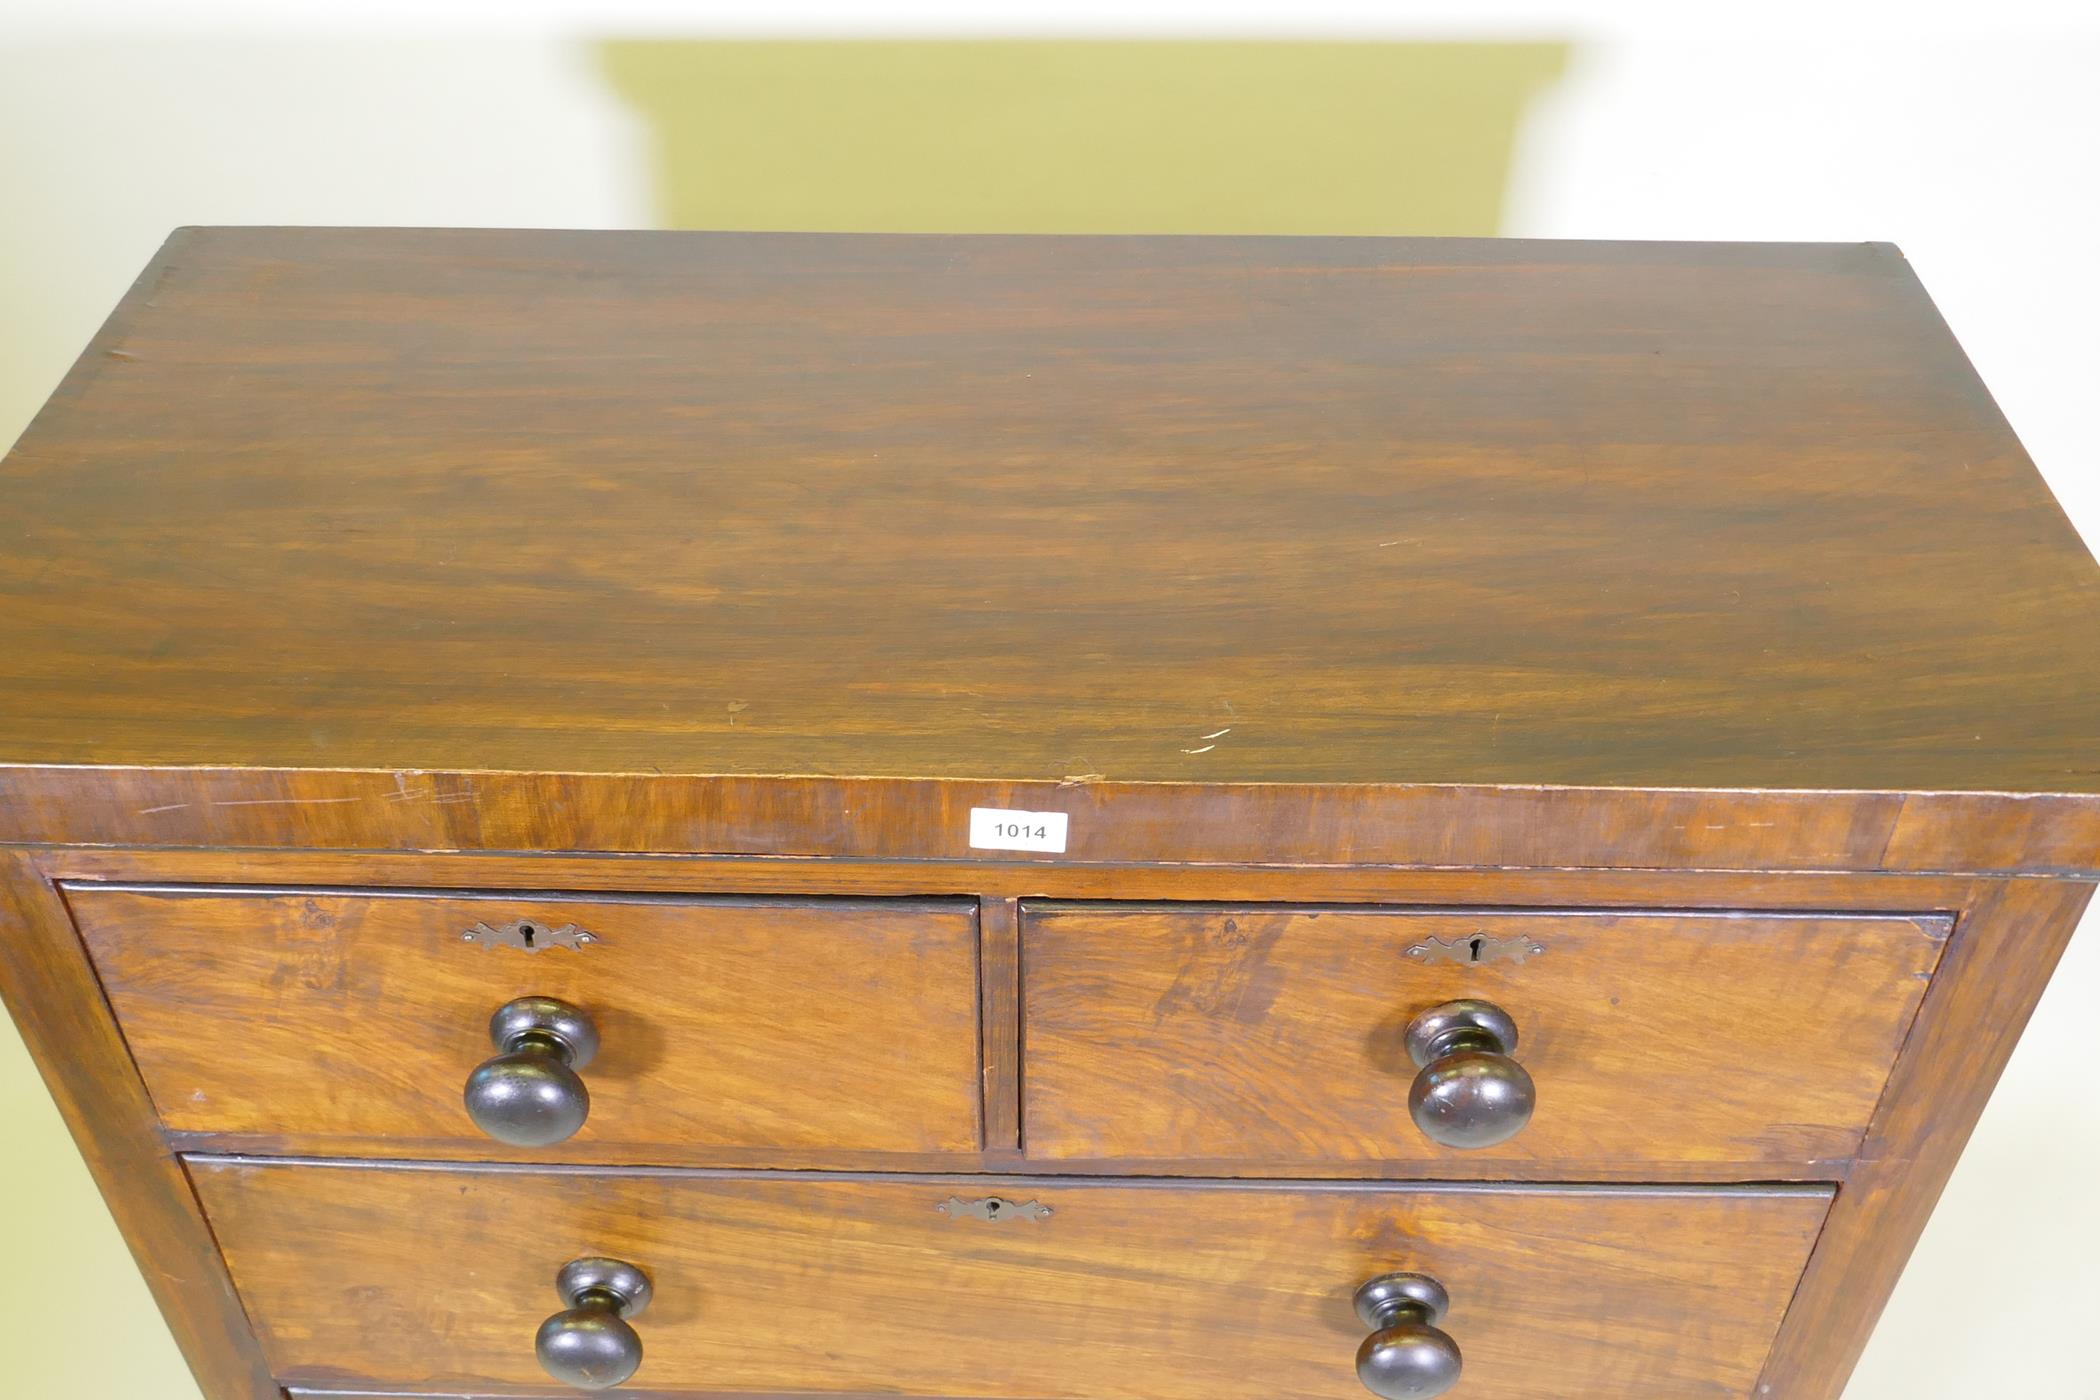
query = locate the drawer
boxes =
[71,886,980,1156]
[1022,904,1945,1170]
[193,1159,1830,1399]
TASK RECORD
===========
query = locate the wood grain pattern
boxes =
[1755,877,2095,1398]
[0,226,2094,1400]
[0,852,280,1400]
[42,849,1992,1183]
[154,1131,1845,1185]
[3,229,2097,800]
[978,897,1021,1151]
[71,886,981,1156]
[6,765,2098,876]
[191,1159,1831,1400]
[1023,906,1945,1170]
[31,843,1993,913]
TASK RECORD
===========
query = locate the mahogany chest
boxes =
[2,229,2095,1400]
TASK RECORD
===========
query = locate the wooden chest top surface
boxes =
[3,227,2096,794]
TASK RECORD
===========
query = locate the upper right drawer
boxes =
[1020,905,1946,1174]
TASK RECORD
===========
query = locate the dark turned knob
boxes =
[536,1257,651,1390]
[463,996,599,1147]
[1404,999,1535,1150]
[1353,1273,1462,1400]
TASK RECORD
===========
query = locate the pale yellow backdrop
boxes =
[600,41,1561,234]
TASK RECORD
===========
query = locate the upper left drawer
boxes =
[67,886,982,1160]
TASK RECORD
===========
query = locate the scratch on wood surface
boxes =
[1199,727,1232,740]
[1181,744,1217,754]
[136,803,190,815]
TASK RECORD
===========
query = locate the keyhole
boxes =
[984,1201,1001,1216]
[1468,936,1485,963]
[519,923,536,948]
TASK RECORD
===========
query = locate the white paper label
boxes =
[968,806,1069,853]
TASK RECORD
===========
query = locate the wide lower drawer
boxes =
[192,1159,1831,1399]
[1022,904,1946,1170]
[71,885,982,1156]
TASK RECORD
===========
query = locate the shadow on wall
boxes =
[598,42,1569,236]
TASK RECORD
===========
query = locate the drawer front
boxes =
[193,1159,1829,1400]
[72,886,981,1155]
[1023,905,1944,1169]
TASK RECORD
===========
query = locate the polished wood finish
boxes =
[4,846,2093,1393]
[0,852,278,1400]
[0,232,2095,1400]
[44,854,2004,1184]
[1023,906,1945,1170]
[20,843,2006,910]
[3,230,2096,801]
[191,1159,1831,1400]
[978,896,1023,1153]
[1755,876,2095,1399]
[70,886,981,1156]
[7,765,2100,875]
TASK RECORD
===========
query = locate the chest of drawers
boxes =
[1,229,2095,1400]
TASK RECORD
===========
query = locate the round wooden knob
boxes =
[463,996,599,1147]
[1404,999,1535,1150]
[1353,1273,1462,1400]
[536,1257,651,1390]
